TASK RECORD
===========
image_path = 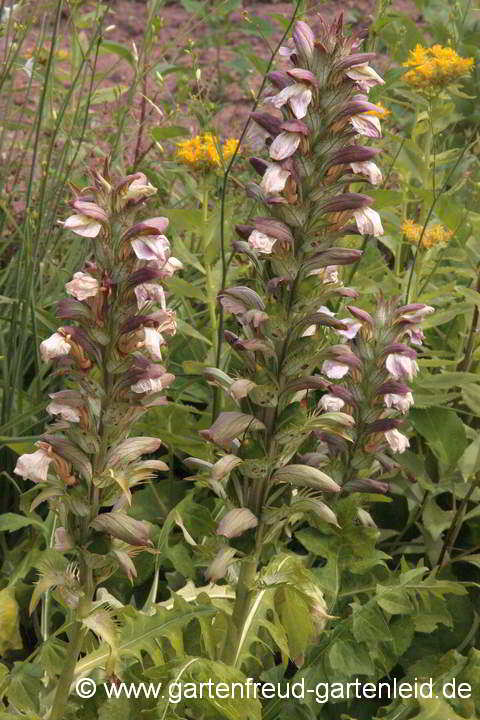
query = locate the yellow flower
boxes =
[401,219,453,248]
[364,101,391,119]
[176,134,240,170]
[403,44,474,91]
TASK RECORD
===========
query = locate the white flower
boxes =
[65,272,99,301]
[336,318,362,339]
[229,379,256,400]
[350,114,382,138]
[385,429,410,453]
[143,327,165,361]
[155,256,184,278]
[47,391,82,422]
[406,327,425,346]
[23,57,34,79]
[400,305,435,323]
[63,214,102,238]
[346,63,385,92]
[384,392,414,414]
[386,353,419,381]
[319,394,345,412]
[260,164,291,194]
[269,132,301,160]
[353,207,384,236]
[248,230,276,255]
[322,359,350,379]
[265,83,312,119]
[134,283,166,311]
[40,332,71,362]
[14,446,52,483]
[131,236,170,262]
[131,375,173,394]
[308,265,339,283]
[123,175,156,202]
[350,160,383,185]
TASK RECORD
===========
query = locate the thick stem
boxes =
[202,186,218,366]
[222,557,258,666]
[48,621,86,720]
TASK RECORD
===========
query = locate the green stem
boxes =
[202,185,218,368]
[222,556,258,665]
[49,621,86,720]
[437,475,480,567]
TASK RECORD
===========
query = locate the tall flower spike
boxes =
[15,164,182,592]
[200,16,386,550]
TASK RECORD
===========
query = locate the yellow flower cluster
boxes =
[401,219,453,249]
[403,44,474,91]
[176,134,239,170]
[364,101,391,119]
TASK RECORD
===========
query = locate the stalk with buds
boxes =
[190,14,433,665]
[13,162,182,719]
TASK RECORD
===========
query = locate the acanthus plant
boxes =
[13,162,183,720]
[192,14,434,667]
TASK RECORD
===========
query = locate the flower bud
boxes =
[54,527,75,551]
[250,112,283,137]
[268,70,292,89]
[346,305,374,325]
[200,411,265,448]
[292,20,315,59]
[106,437,162,468]
[90,512,153,546]
[216,508,258,538]
[218,286,265,314]
[286,68,318,86]
[273,464,341,492]
[322,193,372,213]
[211,455,243,481]
[344,477,390,494]
[205,547,237,582]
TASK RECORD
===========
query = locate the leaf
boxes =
[409,408,467,467]
[422,497,454,541]
[91,85,129,104]
[74,602,216,678]
[458,435,480,480]
[0,589,23,655]
[461,384,480,416]
[156,208,204,233]
[0,513,43,532]
[164,276,206,301]
[99,40,135,66]
[328,638,374,675]
[351,603,392,645]
[151,125,189,141]
[276,586,315,661]
[153,657,262,720]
